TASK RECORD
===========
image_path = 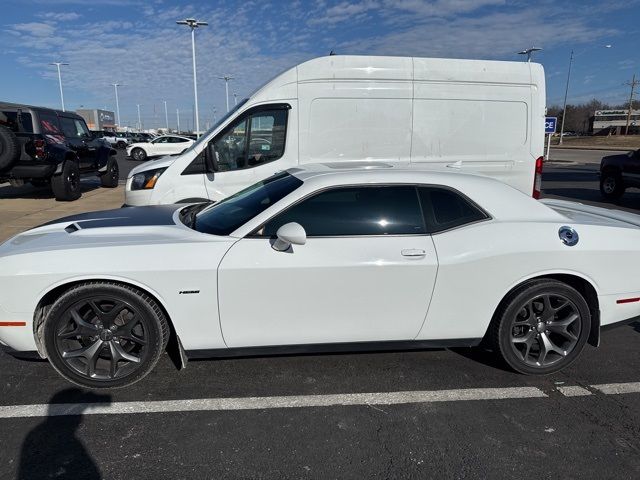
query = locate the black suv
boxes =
[0,102,119,201]
[599,148,640,200]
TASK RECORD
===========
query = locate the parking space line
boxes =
[557,385,592,397]
[593,382,640,395]
[0,387,546,419]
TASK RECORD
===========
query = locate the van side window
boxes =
[418,187,488,233]
[212,108,287,172]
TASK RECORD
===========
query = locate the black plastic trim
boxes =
[185,338,482,359]
[600,314,640,332]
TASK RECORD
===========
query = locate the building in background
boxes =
[76,109,116,132]
[591,109,640,135]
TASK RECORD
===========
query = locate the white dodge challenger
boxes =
[1,163,639,389]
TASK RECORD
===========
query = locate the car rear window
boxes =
[0,110,33,133]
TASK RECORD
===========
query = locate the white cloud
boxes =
[38,12,82,21]
[9,22,56,37]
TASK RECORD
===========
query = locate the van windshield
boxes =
[182,98,249,154]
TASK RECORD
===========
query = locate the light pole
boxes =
[163,100,169,131]
[176,108,180,133]
[516,47,542,62]
[136,104,142,131]
[217,75,234,112]
[111,82,123,127]
[49,62,68,111]
[177,18,208,137]
[559,44,612,144]
[233,93,238,106]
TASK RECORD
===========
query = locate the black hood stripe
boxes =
[38,205,182,230]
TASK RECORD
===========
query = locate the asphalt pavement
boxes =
[2,153,640,479]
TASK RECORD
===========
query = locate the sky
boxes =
[1,0,639,130]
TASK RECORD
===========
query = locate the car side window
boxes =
[39,111,62,135]
[257,186,426,237]
[59,117,80,138]
[212,108,288,172]
[418,186,488,233]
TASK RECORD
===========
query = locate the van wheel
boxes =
[100,157,119,187]
[0,125,20,171]
[131,148,146,161]
[51,160,81,201]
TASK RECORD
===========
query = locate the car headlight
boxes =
[130,168,167,190]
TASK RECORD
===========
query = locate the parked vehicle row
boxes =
[0,102,119,200]
[1,163,640,388]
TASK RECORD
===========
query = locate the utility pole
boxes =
[559,50,574,145]
[217,75,234,112]
[111,83,123,127]
[176,108,180,133]
[136,104,142,131]
[624,74,639,135]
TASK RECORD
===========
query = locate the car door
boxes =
[217,185,439,347]
[149,136,170,156]
[58,116,94,170]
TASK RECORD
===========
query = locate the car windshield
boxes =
[181,98,249,155]
[190,171,303,236]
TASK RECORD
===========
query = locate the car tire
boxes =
[51,160,81,201]
[0,124,20,171]
[100,156,119,188]
[600,172,624,200]
[131,147,147,161]
[489,279,591,375]
[116,141,126,149]
[43,281,170,389]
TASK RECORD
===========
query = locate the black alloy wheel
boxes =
[599,172,624,200]
[490,280,591,375]
[44,282,169,389]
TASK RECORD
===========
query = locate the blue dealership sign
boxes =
[545,117,557,134]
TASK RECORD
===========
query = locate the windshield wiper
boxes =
[181,202,211,229]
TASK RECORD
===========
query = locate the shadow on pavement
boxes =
[18,388,111,480]
[448,347,513,373]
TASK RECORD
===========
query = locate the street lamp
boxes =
[136,104,142,131]
[517,47,542,62]
[559,44,612,144]
[217,75,234,112]
[163,100,169,131]
[177,18,208,137]
[233,93,238,106]
[176,108,180,133]
[111,82,123,127]
[49,62,69,111]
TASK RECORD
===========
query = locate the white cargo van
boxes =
[125,55,545,206]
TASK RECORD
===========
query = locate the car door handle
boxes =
[401,249,426,257]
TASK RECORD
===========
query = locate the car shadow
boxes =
[0,178,102,200]
[17,388,110,480]
[448,347,514,373]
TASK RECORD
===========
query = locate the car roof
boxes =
[0,101,81,118]
[287,162,562,223]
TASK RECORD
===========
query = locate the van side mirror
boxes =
[204,142,218,173]
[272,222,307,252]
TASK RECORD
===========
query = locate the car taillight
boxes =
[533,156,543,199]
[34,139,46,159]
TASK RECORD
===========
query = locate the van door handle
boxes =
[401,249,426,257]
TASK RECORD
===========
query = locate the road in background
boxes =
[548,148,620,164]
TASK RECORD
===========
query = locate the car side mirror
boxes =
[272,222,307,252]
[204,142,218,173]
